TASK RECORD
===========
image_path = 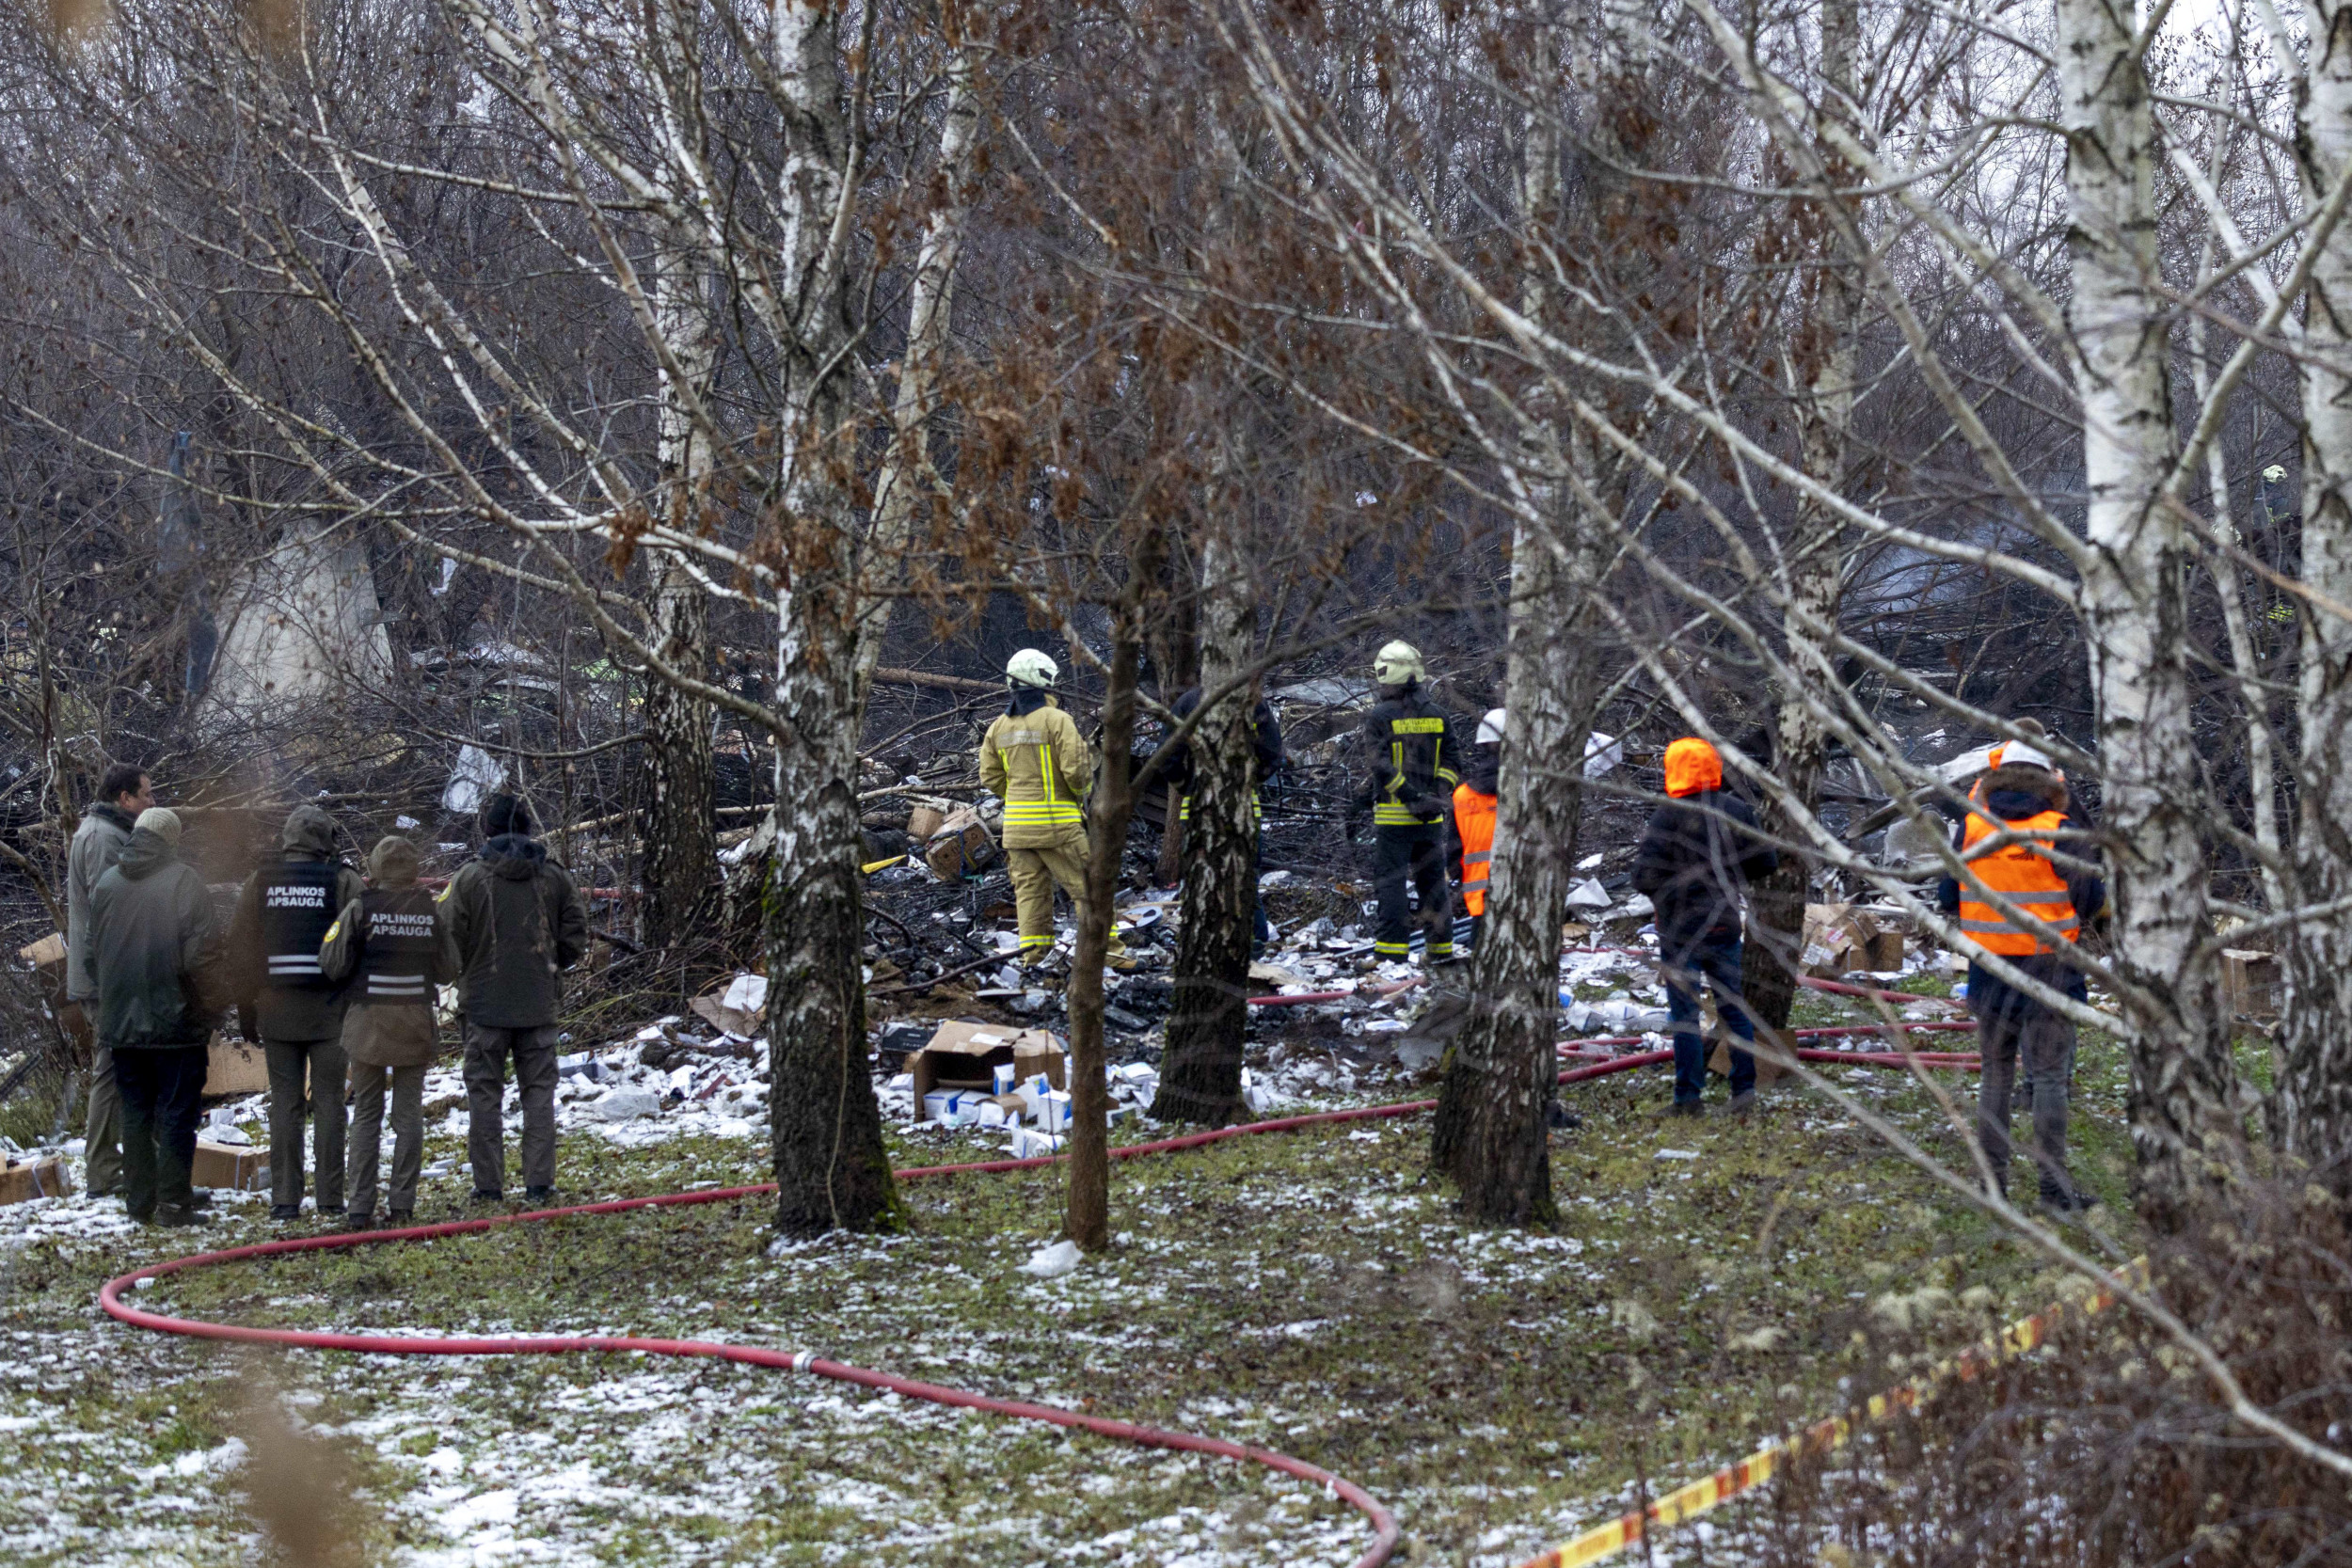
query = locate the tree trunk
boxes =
[853,50,978,715]
[1153,526,1256,1126]
[639,0,720,951]
[764,0,898,1237]
[1149,569,1199,888]
[2276,0,2352,1195]
[1742,0,1857,1032]
[2055,0,2239,1228]
[1430,35,1592,1225]
[643,559,716,948]
[1066,578,1153,1250]
[765,619,900,1235]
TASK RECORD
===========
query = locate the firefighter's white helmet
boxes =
[1006,648,1059,689]
[1476,708,1507,746]
[1372,641,1425,686]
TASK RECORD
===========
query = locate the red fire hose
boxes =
[100,1042,1979,1565]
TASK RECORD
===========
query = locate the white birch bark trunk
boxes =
[2056,0,2239,1225]
[1745,0,1858,1031]
[2277,0,2352,1191]
[853,52,979,714]
[1428,29,1598,1225]
[763,0,898,1236]
[1154,520,1258,1125]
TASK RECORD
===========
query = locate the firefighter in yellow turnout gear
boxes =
[979,650,1126,970]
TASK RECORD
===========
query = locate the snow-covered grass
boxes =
[0,1011,2143,1567]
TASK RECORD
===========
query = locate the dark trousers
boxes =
[266,1037,346,1210]
[1977,1006,2075,1201]
[1374,825,1452,959]
[463,1021,561,1192]
[1251,838,1272,945]
[1664,936,1756,1102]
[114,1045,209,1220]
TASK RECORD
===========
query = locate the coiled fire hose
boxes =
[102,1025,1979,1566]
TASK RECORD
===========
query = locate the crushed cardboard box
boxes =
[909,1021,1067,1107]
[690,972,769,1037]
[925,806,998,880]
[1804,903,1906,976]
[191,1138,269,1192]
[0,1154,67,1206]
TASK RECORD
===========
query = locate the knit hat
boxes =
[134,807,183,847]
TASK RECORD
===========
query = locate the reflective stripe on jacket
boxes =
[980,700,1091,847]
[1958,808,2079,956]
[1453,783,1497,917]
[1359,690,1458,827]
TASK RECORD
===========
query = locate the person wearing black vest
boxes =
[228,805,366,1222]
[320,834,449,1229]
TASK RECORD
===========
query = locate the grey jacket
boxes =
[66,803,135,1002]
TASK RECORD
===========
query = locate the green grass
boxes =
[0,1019,2148,1566]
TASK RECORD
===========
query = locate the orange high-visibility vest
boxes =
[1453,783,1497,918]
[1958,808,2078,956]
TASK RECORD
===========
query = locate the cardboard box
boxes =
[904,800,951,842]
[909,1022,1067,1106]
[190,1138,269,1192]
[15,932,65,970]
[0,1155,67,1205]
[924,807,998,881]
[1039,1088,1073,1133]
[2222,949,2280,1019]
[1803,903,1906,976]
[206,1037,270,1097]
[1708,1037,1789,1087]
[689,972,768,1037]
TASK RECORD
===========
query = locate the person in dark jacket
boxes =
[67,762,152,1198]
[1168,682,1284,948]
[321,834,449,1229]
[1348,641,1460,963]
[1633,736,1779,1116]
[228,805,367,1222]
[1935,742,2106,1212]
[88,808,224,1225]
[441,795,588,1203]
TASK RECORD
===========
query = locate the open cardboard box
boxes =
[909,1021,1066,1105]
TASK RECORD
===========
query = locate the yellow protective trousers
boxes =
[1006,826,1126,962]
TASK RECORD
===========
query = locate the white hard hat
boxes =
[2003,740,2054,772]
[1476,708,1506,746]
[1372,641,1424,686]
[1006,648,1059,689]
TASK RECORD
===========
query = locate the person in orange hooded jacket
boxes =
[1450,708,1503,952]
[1632,736,1777,1116]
